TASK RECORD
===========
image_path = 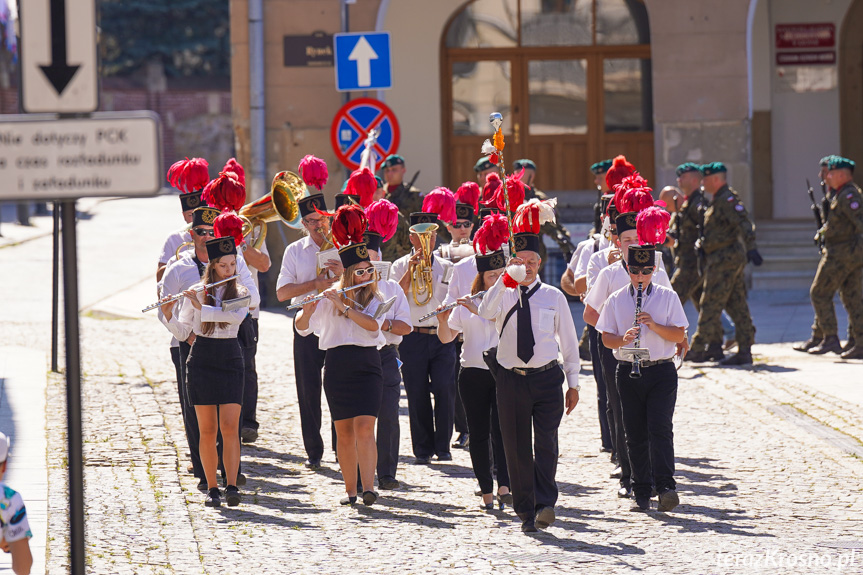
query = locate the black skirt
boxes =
[186,336,245,406]
[323,345,383,421]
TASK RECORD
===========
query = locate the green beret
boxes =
[820,155,836,167]
[827,156,855,172]
[474,156,497,172]
[701,162,727,176]
[590,159,613,175]
[513,158,537,171]
[383,154,405,168]
[676,162,703,177]
[375,176,384,188]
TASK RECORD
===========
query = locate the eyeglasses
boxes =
[629,267,655,275]
[450,221,473,229]
[354,267,375,277]
[192,228,215,237]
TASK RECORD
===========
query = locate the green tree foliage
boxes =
[100,0,230,77]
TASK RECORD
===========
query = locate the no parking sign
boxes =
[330,98,400,171]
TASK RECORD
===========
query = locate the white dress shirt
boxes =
[376,279,412,346]
[477,277,580,389]
[595,283,688,362]
[568,234,609,275]
[446,304,499,369]
[586,246,665,290]
[443,255,477,306]
[296,295,387,350]
[174,283,250,339]
[243,240,269,319]
[158,228,192,265]
[390,252,453,327]
[277,235,326,306]
[584,261,672,314]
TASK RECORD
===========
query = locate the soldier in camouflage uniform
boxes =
[381,154,424,262]
[669,163,707,309]
[513,158,576,264]
[801,156,863,360]
[688,163,763,365]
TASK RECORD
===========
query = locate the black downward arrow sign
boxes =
[39,0,80,95]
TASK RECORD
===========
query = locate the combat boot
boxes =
[719,348,752,366]
[840,344,863,360]
[793,337,822,352]
[841,337,856,353]
[684,347,708,362]
[705,343,725,362]
[808,335,842,355]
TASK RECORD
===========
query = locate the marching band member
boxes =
[596,244,688,512]
[478,193,581,533]
[365,200,413,490]
[295,206,387,506]
[158,157,209,281]
[276,191,341,468]
[436,219,511,510]
[391,210,456,463]
[176,235,250,508]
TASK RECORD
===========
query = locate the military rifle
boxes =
[405,170,420,193]
[807,179,825,252]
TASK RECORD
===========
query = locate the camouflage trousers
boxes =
[671,259,703,310]
[810,241,863,337]
[691,257,755,349]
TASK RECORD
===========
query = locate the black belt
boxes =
[457,334,465,343]
[505,360,559,377]
[413,327,437,335]
[381,344,397,351]
[620,358,674,368]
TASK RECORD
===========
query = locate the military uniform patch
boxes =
[727,196,735,202]
[735,204,744,211]
[851,202,860,210]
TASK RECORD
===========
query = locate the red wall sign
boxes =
[775,23,835,49]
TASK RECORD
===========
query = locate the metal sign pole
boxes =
[51,201,60,373]
[60,199,85,574]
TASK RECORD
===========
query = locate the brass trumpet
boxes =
[409,222,438,306]
[238,171,305,249]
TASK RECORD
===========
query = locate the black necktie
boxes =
[517,286,535,363]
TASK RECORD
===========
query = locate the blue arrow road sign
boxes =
[334,32,392,92]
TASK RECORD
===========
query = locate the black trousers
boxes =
[617,361,677,498]
[292,324,327,462]
[598,335,632,488]
[459,367,509,495]
[175,341,204,479]
[453,339,469,435]
[398,331,458,458]
[239,316,259,431]
[491,359,564,522]
[376,345,401,480]
[588,326,612,451]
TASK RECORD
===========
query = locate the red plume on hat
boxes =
[611,172,647,213]
[483,169,526,213]
[636,205,671,245]
[366,199,399,242]
[513,198,557,234]
[455,181,480,213]
[223,158,245,186]
[620,187,654,214]
[213,212,245,246]
[298,155,329,191]
[480,172,502,206]
[167,157,210,193]
[422,187,457,225]
[605,155,636,194]
[472,212,509,256]
[331,204,368,248]
[345,168,376,208]
[202,170,246,212]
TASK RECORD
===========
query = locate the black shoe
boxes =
[535,506,555,529]
[683,348,709,362]
[705,343,725,361]
[452,433,469,449]
[221,472,247,487]
[600,446,613,454]
[657,489,679,512]
[521,519,538,533]
[196,479,208,492]
[841,344,863,360]
[241,428,258,443]
[340,495,357,506]
[809,335,842,355]
[305,459,322,469]
[617,485,632,498]
[205,487,221,507]
[842,337,857,353]
[719,349,753,366]
[610,466,622,478]
[436,452,453,462]
[498,492,513,507]
[225,485,241,507]
[631,496,650,512]
[378,477,400,490]
[362,490,379,506]
[414,456,431,465]
[793,337,822,352]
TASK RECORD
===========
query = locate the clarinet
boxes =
[630,281,644,379]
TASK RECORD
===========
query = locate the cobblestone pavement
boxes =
[2,198,863,574]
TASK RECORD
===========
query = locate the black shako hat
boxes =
[410,212,439,226]
[298,194,327,218]
[615,212,639,236]
[476,249,506,273]
[180,191,204,212]
[192,206,220,228]
[512,232,541,255]
[338,242,371,268]
[363,231,382,253]
[455,203,475,221]
[205,236,238,261]
[627,244,655,268]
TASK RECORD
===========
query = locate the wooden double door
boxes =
[443,48,654,192]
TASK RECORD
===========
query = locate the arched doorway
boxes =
[441,0,653,191]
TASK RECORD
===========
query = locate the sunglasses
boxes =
[629,267,655,275]
[450,221,473,229]
[354,267,375,277]
[192,228,215,237]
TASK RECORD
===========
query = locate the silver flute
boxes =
[418,291,486,323]
[142,275,239,313]
[285,275,379,310]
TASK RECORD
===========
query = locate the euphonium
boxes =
[238,171,305,249]
[174,240,193,260]
[409,222,438,306]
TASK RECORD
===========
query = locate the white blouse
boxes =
[296,294,387,350]
[174,283,250,339]
[376,279,412,346]
[446,303,499,370]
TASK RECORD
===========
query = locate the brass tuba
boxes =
[409,222,438,306]
[238,171,305,249]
